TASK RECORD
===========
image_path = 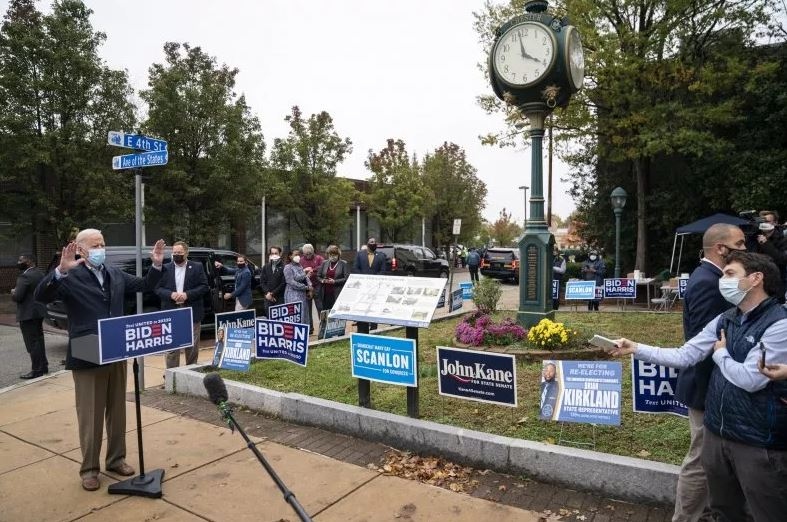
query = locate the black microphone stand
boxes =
[217,402,312,522]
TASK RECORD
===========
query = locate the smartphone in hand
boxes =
[589,335,620,351]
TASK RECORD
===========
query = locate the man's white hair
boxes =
[75,228,102,247]
[302,243,315,255]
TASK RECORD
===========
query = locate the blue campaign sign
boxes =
[112,150,168,170]
[449,288,463,312]
[98,308,193,364]
[268,302,303,324]
[351,333,417,387]
[678,278,689,299]
[631,358,688,417]
[541,360,622,425]
[255,319,309,367]
[460,282,474,300]
[214,327,253,372]
[552,280,559,300]
[565,281,596,300]
[437,346,517,407]
[215,310,256,339]
[603,278,637,299]
[108,131,168,152]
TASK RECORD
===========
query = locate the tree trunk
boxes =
[634,157,649,273]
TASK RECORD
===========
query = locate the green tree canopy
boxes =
[488,207,523,246]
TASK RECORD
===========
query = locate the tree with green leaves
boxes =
[488,207,522,246]
[421,142,487,249]
[365,139,427,242]
[0,0,136,250]
[140,42,266,246]
[269,106,356,248]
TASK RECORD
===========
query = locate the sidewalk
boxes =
[0,348,545,522]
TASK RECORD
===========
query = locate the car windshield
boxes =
[486,250,516,261]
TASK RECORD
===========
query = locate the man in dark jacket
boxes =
[155,241,209,368]
[260,246,286,317]
[353,238,386,274]
[36,229,165,492]
[673,223,745,521]
[610,251,787,521]
[12,254,47,378]
[581,250,605,311]
[215,255,253,310]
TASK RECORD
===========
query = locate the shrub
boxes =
[473,278,502,314]
[526,318,578,350]
[455,311,527,346]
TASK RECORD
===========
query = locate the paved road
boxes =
[0,324,68,389]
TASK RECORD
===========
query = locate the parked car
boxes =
[480,247,520,283]
[377,244,449,278]
[43,246,265,332]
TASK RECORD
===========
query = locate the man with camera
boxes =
[753,213,787,289]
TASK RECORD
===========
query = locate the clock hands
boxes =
[518,34,540,62]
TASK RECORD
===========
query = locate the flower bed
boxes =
[454,311,527,347]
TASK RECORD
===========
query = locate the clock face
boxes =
[493,22,557,87]
[566,27,585,91]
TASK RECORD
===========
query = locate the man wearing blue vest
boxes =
[609,251,787,521]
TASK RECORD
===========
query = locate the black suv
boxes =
[43,246,265,331]
[480,247,520,283]
[377,244,449,278]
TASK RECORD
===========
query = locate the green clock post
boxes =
[488,0,584,327]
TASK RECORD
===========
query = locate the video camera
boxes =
[738,210,767,237]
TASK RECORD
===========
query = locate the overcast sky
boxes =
[18,0,578,223]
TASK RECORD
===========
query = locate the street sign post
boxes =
[112,150,168,170]
[108,131,168,152]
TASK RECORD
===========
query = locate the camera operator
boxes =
[753,219,787,291]
[760,210,783,240]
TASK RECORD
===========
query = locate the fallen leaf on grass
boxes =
[637,450,651,458]
[498,485,507,492]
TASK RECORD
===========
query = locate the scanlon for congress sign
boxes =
[329,274,447,328]
[437,346,517,407]
[98,308,193,364]
[351,333,417,387]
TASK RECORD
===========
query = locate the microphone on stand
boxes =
[202,373,312,522]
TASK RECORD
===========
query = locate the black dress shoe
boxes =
[20,371,44,379]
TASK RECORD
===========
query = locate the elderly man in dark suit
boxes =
[36,229,165,492]
[155,241,209,368]
[12,254,47,379]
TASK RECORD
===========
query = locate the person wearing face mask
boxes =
[299,243,324,330]
[215,255,253,311]
[671,223,745,522]
[260,246,286,318]
[317,245,349,312]
[353,237,386,275]
[608,251,787,521]
[11,254,47,379]
[580,250,606,311]
[35,229,166,491]
[155,241,209,368]
[283,249,311,328]
[752,218,787,289]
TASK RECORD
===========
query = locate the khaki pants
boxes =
[672,407,709,522]
[166,322,201,368]
[73,361,127,477]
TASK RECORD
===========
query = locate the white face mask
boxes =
[292,255,301,264]
[718,277,750,306]
[589,255,597,261]
[269,255,280,262]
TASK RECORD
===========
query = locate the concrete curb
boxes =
[166,364,679,505]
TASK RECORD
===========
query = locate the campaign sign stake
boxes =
[437,346,517,407]
[351,333,417,387]
[256,319,309,367]
[268,302,303,324]
[632,357,688,417]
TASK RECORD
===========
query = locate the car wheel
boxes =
[439,269,449,278]
[406,268,416,277]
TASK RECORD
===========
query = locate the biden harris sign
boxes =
[97,308,194,364]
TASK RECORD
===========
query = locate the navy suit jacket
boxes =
[353,250,386,274]
[222,266,253,307]
[155,260,209,323]
[35,263,164,370]
[13,267,45,321]
[675,260,735,409]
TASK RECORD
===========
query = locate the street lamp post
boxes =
[611,187,627,278]
[518,185,529,230]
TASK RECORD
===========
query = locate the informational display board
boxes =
[328,274,447,328]
[603,278,637,299]
[350,333,417,386]
[255,319,309,367]
[564,280,596,300]
[98,308,193,364]
[436,346,517,407]
[539,360,622,426]
[631,358,688,417]
[214,327,253,371]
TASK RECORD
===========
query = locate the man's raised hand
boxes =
[58,242,84,274]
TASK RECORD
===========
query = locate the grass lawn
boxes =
[220,311,690,465]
